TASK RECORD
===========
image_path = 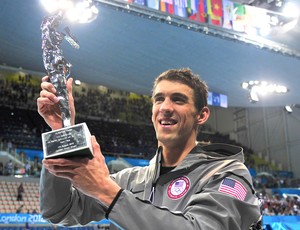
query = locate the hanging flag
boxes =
[189,0,207,23]
[211,0,222,17]
[232,3,247,32]
[134,0,146,5]
[161,0,175,14]
[174,0,188,17]
[218,177,247,201]
[207,0,223,26]
[186,0,198,17]
[147,0,159,10]
[223,0,233,29]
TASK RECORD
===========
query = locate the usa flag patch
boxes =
[218,177,247,201]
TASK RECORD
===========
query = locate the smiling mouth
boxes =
[159,119,177,125]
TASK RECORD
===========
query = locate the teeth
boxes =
[161,120,174,125]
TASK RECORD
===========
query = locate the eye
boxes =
[153,96,164,104]
[172,96,186,104]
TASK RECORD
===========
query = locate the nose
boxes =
[159,98,173,114]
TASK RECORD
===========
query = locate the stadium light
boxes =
[241,80,289,103]
[284,105,293,113]
[284,104,300,113]
[41,0,99,23]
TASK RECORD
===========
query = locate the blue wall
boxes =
[263,216,300,230]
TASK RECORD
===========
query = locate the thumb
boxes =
[67,77,75,125]
[91,135,102,157]
[67,77,73,95]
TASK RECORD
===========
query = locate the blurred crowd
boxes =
[261,192,300,216]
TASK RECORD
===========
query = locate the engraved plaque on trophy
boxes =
[41,11,93,159]
[42,123,93,159]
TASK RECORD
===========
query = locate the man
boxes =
[37,68,261,229]
[17,182,25,201]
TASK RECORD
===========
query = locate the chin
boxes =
[157,135,177,144]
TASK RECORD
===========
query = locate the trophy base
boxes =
[42,122,93,159]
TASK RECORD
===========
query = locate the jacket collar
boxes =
[149,143,244,183]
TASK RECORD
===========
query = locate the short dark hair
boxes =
[152,68,208,111]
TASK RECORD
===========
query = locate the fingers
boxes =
[42,156,89,180]
[43,160,75,179]
[38,76,73,105]
[39,89,59,104]
[42,75,49,82]
[43,157,87,167]
[41,80,56,93]
[45,164,76,174]
[46,166,75,180]
[39,76,58,103]
[41,75,73,93]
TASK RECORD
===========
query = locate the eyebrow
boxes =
[152,92,163,99]
[153,92,189,101]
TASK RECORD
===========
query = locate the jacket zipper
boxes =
[149,184,156,203]
[149,146,163,203]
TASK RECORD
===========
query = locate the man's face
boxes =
[152,80,200,147]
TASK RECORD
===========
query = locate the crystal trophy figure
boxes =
[41,12,93,159]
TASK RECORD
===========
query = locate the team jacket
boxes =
[40,143,261,230]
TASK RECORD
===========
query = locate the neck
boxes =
[159,140,197,167]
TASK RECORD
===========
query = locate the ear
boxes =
[196,106,210,125]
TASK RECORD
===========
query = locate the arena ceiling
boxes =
[0,0,300,108]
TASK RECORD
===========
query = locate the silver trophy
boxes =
[41,11,93,159]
